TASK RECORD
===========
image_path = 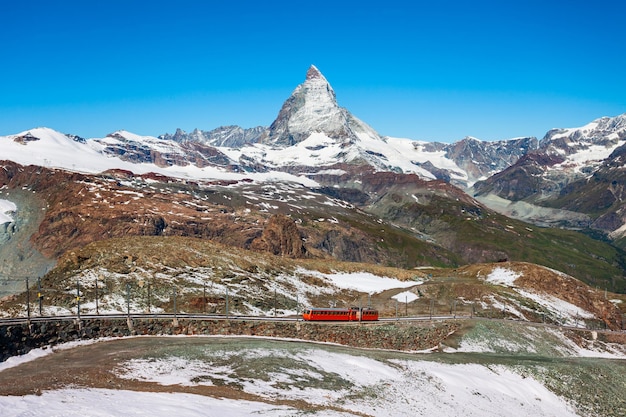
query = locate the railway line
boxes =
[0,312,464,326]
[1,310,623,337]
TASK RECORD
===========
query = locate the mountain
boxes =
[0,67,537,189]
[260,65,380,148]
[442,136,538,183]
[473,113,626,243]
[159,125,266,148]
[2,66,626,417]
[1,66,626,295]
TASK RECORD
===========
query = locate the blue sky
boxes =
[1,0,625,142]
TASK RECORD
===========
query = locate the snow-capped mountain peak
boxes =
[261,65,374,148]
[538,113,626,171]
[541,114,626,151]
[305,64,324,80]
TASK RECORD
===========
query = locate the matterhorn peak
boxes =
[261,65,379,148]
[306,64,324,81]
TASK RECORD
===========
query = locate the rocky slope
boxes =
[1,66,626,297]
[473,114,626,242]
[159,125,266,148]
[1,234,623,330]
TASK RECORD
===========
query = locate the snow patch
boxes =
[302,268,420,294]
[484,267,521,287]
[0,199,16,224]
[392,290,419,303]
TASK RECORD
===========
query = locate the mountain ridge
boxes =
[1,65,625,293]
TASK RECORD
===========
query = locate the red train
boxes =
[302,307,379,321]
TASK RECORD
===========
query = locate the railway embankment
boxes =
[3,317,626,363]
[0,317,463,362]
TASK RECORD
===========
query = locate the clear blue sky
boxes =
[1,0,625,142]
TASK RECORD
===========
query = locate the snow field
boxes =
[108,345,579,416]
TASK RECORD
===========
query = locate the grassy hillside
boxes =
[372,194,626,292]
[1,236,623,330]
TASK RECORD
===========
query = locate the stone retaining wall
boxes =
[0,318,462,362]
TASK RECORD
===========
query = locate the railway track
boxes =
[0,312,462,326]
[0,313,621,335]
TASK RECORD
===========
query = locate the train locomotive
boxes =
[302,306,379,321]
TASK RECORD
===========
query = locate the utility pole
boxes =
[126,283,131,319]
[226,287,228,318]
[147,282,151,313]
[26,278,30,323]
[95,275,99,315]
[76,278,81,320]
[37,277,43,316]
[172,289,177,319]
[405,295,408,317]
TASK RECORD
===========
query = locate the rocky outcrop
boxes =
[160,125,266,148]
[250,214,306,258]
[0,161,263,259]
[444,136,538,185]
[97,133,235,169]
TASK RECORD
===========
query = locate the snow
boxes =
[482,267,595,325]
[484,267,520,286]
[549,122,600,140]
[485,267,521,287]
[0,389,299,417]
[302,269,420,294]
[0,128,319,188]
[516,289,595,321]
[222,130,448,181]
[542,327,626,359]
[1,70,480,187]
[0,199,16,224]
[392,290,419,303]
[564,143,621,166]
[543,115,626,172]
[0,338,579,417]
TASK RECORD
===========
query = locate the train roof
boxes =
[304,307,378,311]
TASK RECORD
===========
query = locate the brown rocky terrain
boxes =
[1,157,625,303]
[0,161,453,266]
[451,262,624,328]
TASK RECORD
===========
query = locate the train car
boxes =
[302,307,379,321]
[358,308,379,321]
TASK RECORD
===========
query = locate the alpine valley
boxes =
[2,65,626,416]
[2,65,626,292]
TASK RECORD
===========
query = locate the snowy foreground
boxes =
[1,265,625,416]
[0,337,585,417]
